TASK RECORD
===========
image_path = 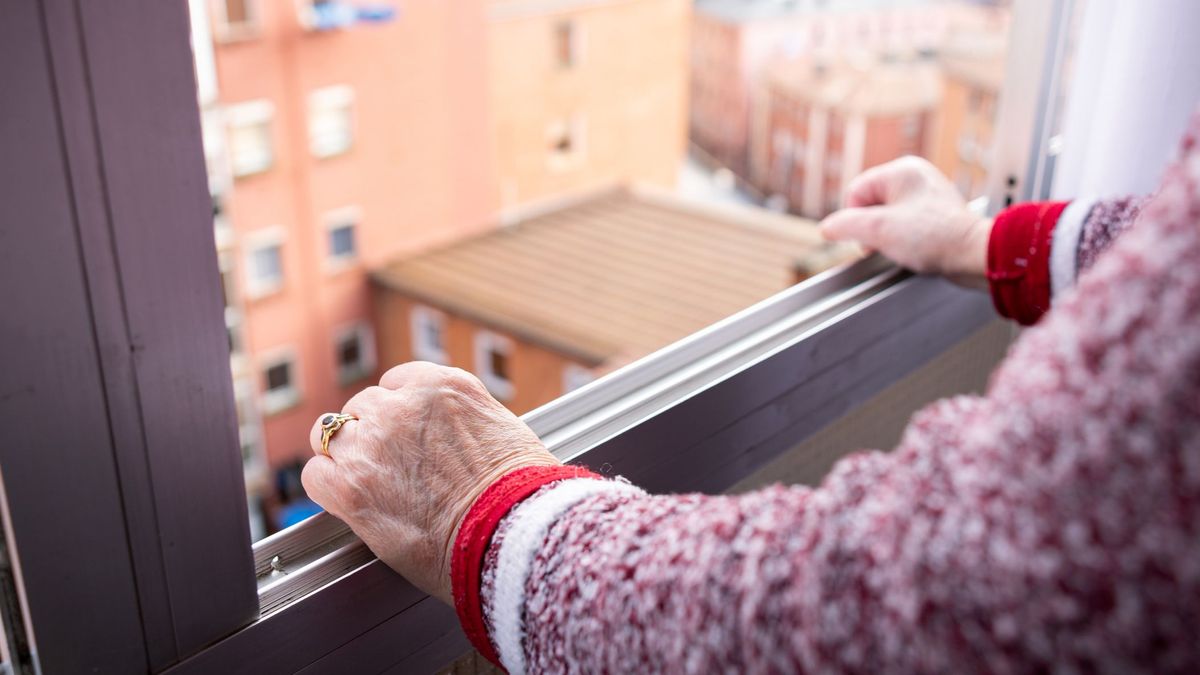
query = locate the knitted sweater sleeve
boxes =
[460,117,1200,674]
[988,195,1147,325]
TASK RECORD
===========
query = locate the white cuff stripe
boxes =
[1051,198,1096,297]
[490,478,644,675]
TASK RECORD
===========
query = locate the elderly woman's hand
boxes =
[301,362,560,603]
[820,156,990,283]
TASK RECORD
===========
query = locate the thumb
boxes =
[819,206,886,248]
[300,456,340,515]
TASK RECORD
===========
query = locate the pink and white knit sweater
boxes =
[466,120,1200,673]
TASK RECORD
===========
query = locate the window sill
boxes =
[261,390,302,417]
[337,366,373,388]
[481,375,514,402]
[311,146,353,160]
[215,25,262,44]
[168,256,1000,674]
[244,283,284,302]
[232,164,273,180]
[325,256,360,276]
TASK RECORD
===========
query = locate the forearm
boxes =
[455,126,1200,673]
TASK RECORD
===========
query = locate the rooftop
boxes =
[938,34,1007,92]
[769,56,942,115]
[372,187,857,365]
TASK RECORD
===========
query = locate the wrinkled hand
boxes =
[302,362,559,603]
[820,156,991,283]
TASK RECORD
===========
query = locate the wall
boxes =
[930,74,996,197]
[490,0,689,208]
[373,289,584,416]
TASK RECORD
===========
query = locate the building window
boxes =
[226,100,274,177]
[554,21,582,68]
[330,224,355,260]
[308,85,355,158]
[411,305,448,364]
[968,89,985,114]
[215,0,259,41]
[245,228,285,298]
[902,114,921,140]
[324,206,360,268]
[547,115,587,171]
[260,350,300,415]
[335,323,376,385]
[563,364,594,393]
[474,331,514,401]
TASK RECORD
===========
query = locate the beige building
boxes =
[929,38,1007,197]
[372,188,857,415]
[488,0,690,210]
[752,57,942,218]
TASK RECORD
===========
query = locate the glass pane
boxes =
[191,0,1020,541]
[265,362,290,392]
[329,224,356,258]
[224,0,250,27]
[338,334,361,368]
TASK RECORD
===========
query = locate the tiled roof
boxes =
[372,187,857,364]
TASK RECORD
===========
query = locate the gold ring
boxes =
[319,413,357,458]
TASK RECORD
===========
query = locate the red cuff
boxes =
[987,201,1070,325]
[450,464,603,667]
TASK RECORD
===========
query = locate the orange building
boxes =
[929,38,1007,197]
[372,188,857,415]
[751,57,941,219]
[488,0,689,211]
[196,0,497,504]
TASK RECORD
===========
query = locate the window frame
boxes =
[307,85,356,159]
[2,0,1081,672]
[243,226,286,299]
[334,322,377,386]
[225,99,275,178]
[2,3,257,672]
[473,330,515,401]
[410,305,449,364]
[553,19,584,69]
[322,205,360,270]
[212,0,261,43]
[546,114,588,171]
[259,347,302,416]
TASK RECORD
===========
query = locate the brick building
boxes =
[752,57,942,218]
[193,0,496,528]
[489,0,689,211]
[690,0,1011,180]
[372,188,857,415]
[690,0,957,179]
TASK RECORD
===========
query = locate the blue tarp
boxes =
[311,2,397,31]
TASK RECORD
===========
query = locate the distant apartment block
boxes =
[372,189,858,415]
[690,0,1007,179]
[489,0,689,210]
[751,57,942,218]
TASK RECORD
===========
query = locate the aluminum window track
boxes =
[249,254,991,614]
